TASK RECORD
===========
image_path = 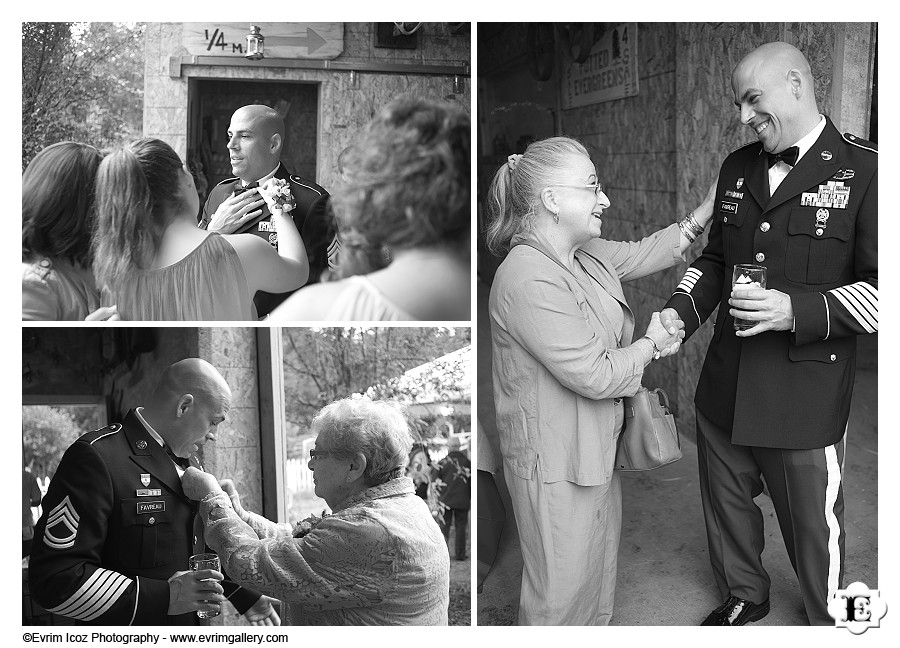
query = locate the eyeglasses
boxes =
[309,449,334,460]
[553,182,606,198]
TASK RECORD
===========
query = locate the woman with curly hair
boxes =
[22,142,115,320]
[181,395,450,625]
[92,137,309,320]
[270,96,470,321]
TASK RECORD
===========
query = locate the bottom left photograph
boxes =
[22,326,472,627]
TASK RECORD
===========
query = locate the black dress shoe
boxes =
[701,596,770,625]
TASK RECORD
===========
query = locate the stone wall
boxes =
[144,22,470,189]
[197,328,263,515]
[560,23,682,409]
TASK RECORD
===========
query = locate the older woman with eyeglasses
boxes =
[181,395,449,625]
[485,136,715,625]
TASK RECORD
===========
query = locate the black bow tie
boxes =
[767,146,799,168]
[233,181,259,195]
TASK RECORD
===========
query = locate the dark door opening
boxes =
[188,79,321,206]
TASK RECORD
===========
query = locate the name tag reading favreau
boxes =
[137,500,165,514]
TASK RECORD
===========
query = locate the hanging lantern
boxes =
[245,25,264,60]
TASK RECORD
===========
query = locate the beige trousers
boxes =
[504,404,624,626]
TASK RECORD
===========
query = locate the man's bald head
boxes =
[734,42,813,86]
[232,105,285,140]
[145,358,231,457]
[731,41,820,153]
[227,104,285,182]
[153,358,230,406]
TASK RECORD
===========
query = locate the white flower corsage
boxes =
[258,177,296,216]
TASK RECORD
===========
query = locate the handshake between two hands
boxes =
[648,309,686,359]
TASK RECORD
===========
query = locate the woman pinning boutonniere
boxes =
[180,395,450,625]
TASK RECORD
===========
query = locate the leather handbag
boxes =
[615,386,682,471]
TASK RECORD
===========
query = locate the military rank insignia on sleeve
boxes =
[43,495,80,550]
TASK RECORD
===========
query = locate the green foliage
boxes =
[22,22,145,170]
[281,327,471,456]
[22,406,88,481]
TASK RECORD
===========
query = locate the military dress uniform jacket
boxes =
[201,162,330,315]
[29,410,259,625]
[665,117,877,449]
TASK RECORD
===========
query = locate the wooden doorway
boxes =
[188,79,321,205]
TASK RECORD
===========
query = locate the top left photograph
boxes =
[22,22,472,322]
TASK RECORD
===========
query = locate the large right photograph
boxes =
[475,23,878,627]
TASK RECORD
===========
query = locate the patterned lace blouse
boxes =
[200,476,450,625]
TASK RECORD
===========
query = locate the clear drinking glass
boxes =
[732,264,767,331]
[188,552,221,618]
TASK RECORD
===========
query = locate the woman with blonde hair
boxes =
[487,136,715,625]
[93,138,308,320]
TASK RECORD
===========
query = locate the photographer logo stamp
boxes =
[827,582,887,634]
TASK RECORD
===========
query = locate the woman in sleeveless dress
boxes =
[93,138,308,321]
[269,96,469,322]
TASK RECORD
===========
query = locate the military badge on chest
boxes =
[258,219,279,247]
[801,180,850,209]
[815,208,830,236]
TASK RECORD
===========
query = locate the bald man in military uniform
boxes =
[29,359,279,625]
[200,104,331,316]
[661,42,877,625]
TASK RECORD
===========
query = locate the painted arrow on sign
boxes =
[266,29,327,54]
[182,23,344,59]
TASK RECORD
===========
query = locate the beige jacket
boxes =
[489,224,682,486]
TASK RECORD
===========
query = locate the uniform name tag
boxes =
[136,489,162,497]
[719,201,739,214]
[258,221,275,232]
[137,501,165,514]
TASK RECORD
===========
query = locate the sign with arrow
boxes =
[182,23,343,59]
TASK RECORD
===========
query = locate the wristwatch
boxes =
[642,335,661,361]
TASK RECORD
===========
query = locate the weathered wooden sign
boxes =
[182,23,344,59]
[563,23,639,109]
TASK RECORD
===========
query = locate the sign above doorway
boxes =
[562,23,639,109]
[182,23,344,59]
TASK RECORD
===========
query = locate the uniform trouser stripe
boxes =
[696,409,846,625]
[824,431,847,602]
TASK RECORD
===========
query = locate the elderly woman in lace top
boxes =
[181,395,449,625]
